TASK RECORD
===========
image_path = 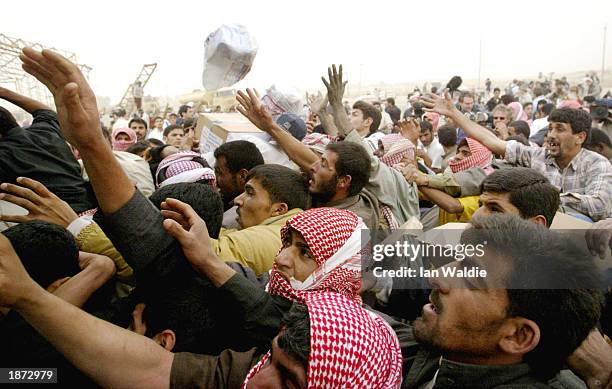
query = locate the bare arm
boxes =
[20,48,134,213]
[420,91,507,156]
[0,235,173,389]
[420,186,464,214]
[236,89,318,172]
[0,86,51,113]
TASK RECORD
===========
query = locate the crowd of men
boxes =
[0,47,611,388]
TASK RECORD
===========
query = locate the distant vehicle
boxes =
[178,87,237,112]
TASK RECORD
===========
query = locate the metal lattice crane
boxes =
[0,33,92,108]
[117,63,157,114]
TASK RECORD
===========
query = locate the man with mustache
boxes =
[421,93,612,222]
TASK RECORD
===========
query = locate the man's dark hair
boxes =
[353,101,381,134]
[0,106,18,134]
[585,127,612,148]
[462,215,602,379]
[541,103,554,116]
[147,138,164,147]
[149,183,223,238]
[501,94,515,105]
[246,164,310,211]
[169,113,178,119]
[115,108,127,117]
[182,118,197,129]
[163,125,184,137]
[129,118,148,130]
[2,221,79,288]
[437,124,457,147]
[326,142,371,196]
[419,120,433,133]
[126,141,149,156]
[506,135,529,145]
[178,105,190,118]
[459,91,474,102]
[549,108,592,135]
[493,87,501,93]
[213,140,264,173]
[386,97,396,106]
[277,303,311,368]
[480,167,560,226]
[509,120,531,139]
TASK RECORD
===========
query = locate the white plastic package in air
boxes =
[202,24,258,90]
[260,84,304,117]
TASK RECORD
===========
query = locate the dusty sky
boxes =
[2,0,611,103]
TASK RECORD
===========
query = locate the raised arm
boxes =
[20,48,133,213]
[307,92,338,136]
[0,234,173,389]
[420,91,507,156]
[321,64,351,137]
[0,85,50,114]
[237,89,319,171]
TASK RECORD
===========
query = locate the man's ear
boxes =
[576,131,587,146]
[237,169,249,186]
[498,317,540,357]
[270,202,289,217]
[363,117,373,131]
[529,215,549,228]
[153,330,176,351]
[337,175,352,192]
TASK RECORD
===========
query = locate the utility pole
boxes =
[477,35,482,91]
[602,24,607,85]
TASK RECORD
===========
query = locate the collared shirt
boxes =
[505,141,612,221]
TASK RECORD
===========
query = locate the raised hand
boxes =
[0,177,78,228]
[19,48,102,147]
[307,91,328,115]
[419,89,457,118]
[397,118,421,145]
[321,64,347,106]
[236,88,276,132]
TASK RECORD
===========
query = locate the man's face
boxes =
[524,104,533,118]
[115,133,131,142]
[492,110,509,128]
[246,336,308,389]
[233,177,276,229]
[309,150,339,202]
[183,107,196,120]
[453,144,472,162]
[413,257,512,356]
[494,90,500,98]
[164,128,184,147]
[473,192,521,220]
[420,129,433,146]
[275,229,318,282]
[130,122,147,141]
[350,109,370,132]
[373,103,383,112]
[154,118,164,129]
[214,156,244,203]
[546,122,582,160]
[460,97,474,113]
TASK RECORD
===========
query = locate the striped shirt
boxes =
[505,141,612,221]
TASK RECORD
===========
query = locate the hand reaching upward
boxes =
[236,88,276,132]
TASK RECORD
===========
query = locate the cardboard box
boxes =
[196,113,270,153]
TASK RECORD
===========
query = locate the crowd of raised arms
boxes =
[0,48,611,388]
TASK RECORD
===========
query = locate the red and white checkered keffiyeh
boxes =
[448,138,493,174]
[242,292,403,388]
[301,133,338,154]
[379,133,415,167]
[154,152,216,188]
[266,208,365,304]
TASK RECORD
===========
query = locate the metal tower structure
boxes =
[117,63,157,114]
[0,33,92,108]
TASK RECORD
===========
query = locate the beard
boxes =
[310,175,339,206]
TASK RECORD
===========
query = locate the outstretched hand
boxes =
[0,177,78,228]
[19,48,101,147]
[307,91,328,115]
[236,88,276,132]
[419,89,457,118]
[161,198,218,274]
[321,64,347,106]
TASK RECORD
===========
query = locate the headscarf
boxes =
[378,133,415,167]
[242,292,403,389]
[423,112,440,132]
[111,128,137,151]
[448,138,493,174]
[558,100,583,110]
[301,132,337,154]
[266,208,365,304]
[154,151,215,188]
[508,102,528,122]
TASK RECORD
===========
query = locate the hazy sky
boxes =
[2,0,611,103]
